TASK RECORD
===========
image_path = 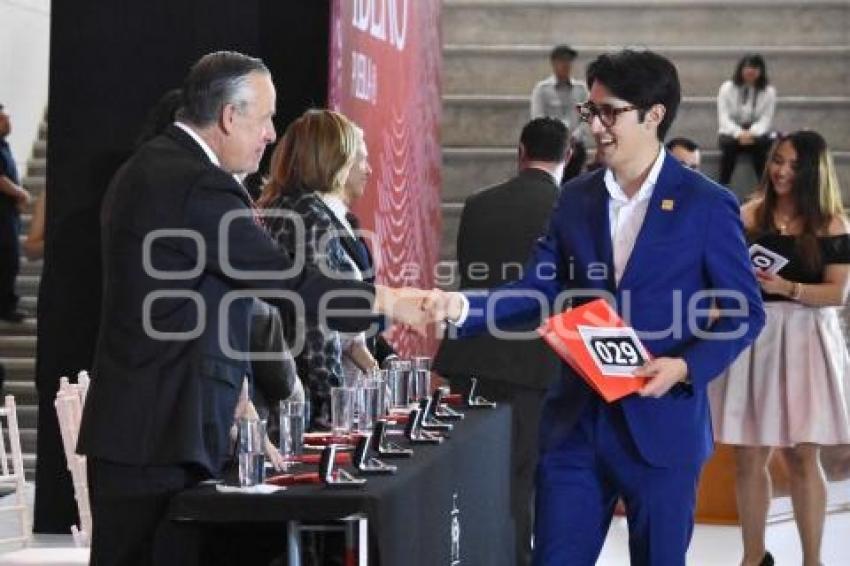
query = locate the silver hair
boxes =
[176,51,269,127]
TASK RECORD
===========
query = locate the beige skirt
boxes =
[709,301,850,447]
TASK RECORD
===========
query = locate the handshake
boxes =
[375,286,466,333]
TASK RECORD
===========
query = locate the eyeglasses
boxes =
[576,102,639,128]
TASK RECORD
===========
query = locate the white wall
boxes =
[0,0,50,177]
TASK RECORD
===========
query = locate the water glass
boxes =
[238,418,266,487]
[343,368,363,388]
[331,386,355,435]
[358,379,382,432]
[386,367,408,409]
[412,368,431,402]
[369,371,389,416]
[412,356,431,371]
[387,360,412,406]
[411,356,432,402]
[279,400,305,461]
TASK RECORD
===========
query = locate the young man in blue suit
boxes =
[432,50,765,565]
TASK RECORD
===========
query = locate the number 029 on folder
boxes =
[537,299,650,402]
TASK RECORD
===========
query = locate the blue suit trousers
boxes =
[533,397,702,566]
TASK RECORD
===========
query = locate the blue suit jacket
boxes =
[457,153,765,466]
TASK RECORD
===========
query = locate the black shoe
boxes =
[759,551,774,566]
[0,310,25,323]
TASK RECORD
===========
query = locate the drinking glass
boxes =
[238,418,266,487]
[386,367,408,409]
[330,386,355,435]
[359,379,382,432]
[279,400,305,464]
[411,356,432,402]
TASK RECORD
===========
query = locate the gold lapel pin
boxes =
[661,199,675,211]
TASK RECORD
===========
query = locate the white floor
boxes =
[2,483,849,564]
[598,505,850,565]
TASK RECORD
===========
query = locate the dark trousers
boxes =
[452,375,546,566]
[562,140,587,184]
[533,398,701,566]
[0,207,20,315]
[33,396,78,533]
[88,459,204,566]
[718,133,773,185]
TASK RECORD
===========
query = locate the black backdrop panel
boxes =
[36,0,330,533]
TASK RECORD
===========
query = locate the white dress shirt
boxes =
[717,80,777,137]
[174,121,244,186]
[318,193,363,282]
[606,146,666,285]
[174,121,220,166]
[530,75,590,145]
[452,148,667,326]
[319,193,356,237]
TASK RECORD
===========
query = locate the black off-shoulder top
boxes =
[751,233,850,301]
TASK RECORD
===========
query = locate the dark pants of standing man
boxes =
[451,374,547,566]
[0,204,20,317]
[87,459,204,566]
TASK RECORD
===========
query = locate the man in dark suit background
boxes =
[78,51,434,566]
[434,117,569,566]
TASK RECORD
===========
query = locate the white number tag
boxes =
[577,325,650,377]
[748,244,789,275]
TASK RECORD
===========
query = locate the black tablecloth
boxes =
[168,405,514,566]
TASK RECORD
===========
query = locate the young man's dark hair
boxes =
[586,49,681,141]
[520,117,569,162]
[665,137,700,153]
[550,44,578,62]
[732,53,769,91]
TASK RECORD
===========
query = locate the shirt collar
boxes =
[551,75,574,89]
[319,193,350,225]
[604,145,665,204]
[174,121,220,167]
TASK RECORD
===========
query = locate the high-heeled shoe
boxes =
[759,551,774,566]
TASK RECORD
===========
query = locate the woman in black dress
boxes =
[711,130,850,566]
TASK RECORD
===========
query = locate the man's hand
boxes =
[374,286,443,331]
[14,186,31,207]
[637,357,688,398]
[421,290,465,323]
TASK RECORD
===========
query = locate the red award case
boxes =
[538,298,650,402]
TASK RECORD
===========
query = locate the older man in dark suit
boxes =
[434,117,569,566]
[78,51,434,566]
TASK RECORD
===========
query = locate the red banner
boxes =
[329,0,443,356]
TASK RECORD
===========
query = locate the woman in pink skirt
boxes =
[710,130,850,566]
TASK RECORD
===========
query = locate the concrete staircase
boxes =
[440,0,850,262]
[0,118,47,479]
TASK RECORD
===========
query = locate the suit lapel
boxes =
[339,231,370,272]
[618,154,684,289]
[587,175,616,292]
[312,198,371,270]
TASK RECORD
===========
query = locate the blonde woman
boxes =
[259,109,378,429]
[710,131,850,566]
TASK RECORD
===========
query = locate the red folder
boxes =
[538,299,650,402]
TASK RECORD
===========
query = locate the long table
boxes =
[168,405,514,566]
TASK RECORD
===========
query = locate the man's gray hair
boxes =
[176,51,269,127]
